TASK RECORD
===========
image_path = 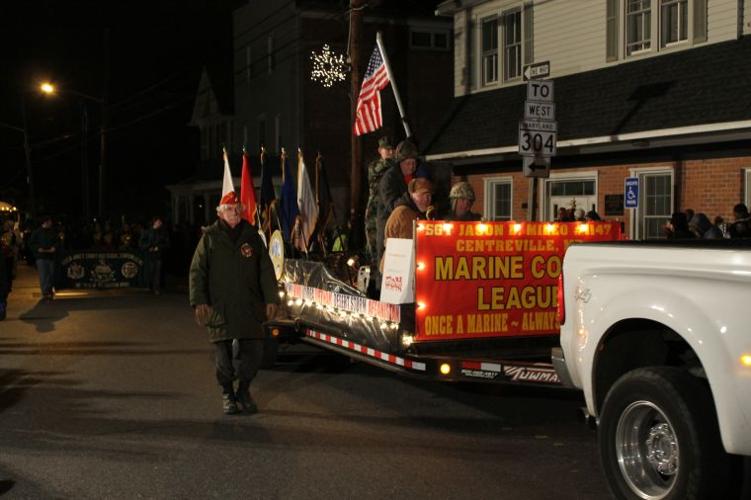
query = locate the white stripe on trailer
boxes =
[306,330,426,372]
[481,362,502,372]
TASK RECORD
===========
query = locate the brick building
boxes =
[425,0,751,239]
[232,0,453,223]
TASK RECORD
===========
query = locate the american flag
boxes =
[354,46,390,136]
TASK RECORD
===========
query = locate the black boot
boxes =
[235,381,257,414]
[221,385,239,415]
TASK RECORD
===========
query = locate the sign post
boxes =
[519,80,556,179]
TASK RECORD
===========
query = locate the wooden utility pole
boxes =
[348,0,365,248]
[99,28,110,219]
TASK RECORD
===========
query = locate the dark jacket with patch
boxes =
[189,219,279,342]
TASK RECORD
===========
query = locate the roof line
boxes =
[425,119,751,161]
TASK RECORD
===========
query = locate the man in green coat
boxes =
[189,193,279,415]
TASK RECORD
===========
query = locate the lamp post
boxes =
[40,82,106,219]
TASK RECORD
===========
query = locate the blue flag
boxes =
[279,156,298,243]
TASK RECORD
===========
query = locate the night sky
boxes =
[0,0,244,221]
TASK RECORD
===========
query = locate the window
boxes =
[546,178,597,221]
[484,177,512,221]
[626,0,651,55]
[549,180,595,197]
[267,35,274,73]
[410,29,450,50]
[481,17,498,85]
[660,0,688,46]
[636,170,673,239]
[503,9,522,81]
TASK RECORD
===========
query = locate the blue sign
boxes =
[624,177,639,209]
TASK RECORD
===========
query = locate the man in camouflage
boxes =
[364,136,395,263]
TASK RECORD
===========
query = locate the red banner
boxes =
[414,221,621,341]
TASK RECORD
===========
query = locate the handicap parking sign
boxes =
[624,177,639,209]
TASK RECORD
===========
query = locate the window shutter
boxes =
[693,0,707,43]
[606,0,619,61]
[523,2,534,65]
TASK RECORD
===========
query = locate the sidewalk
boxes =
[2,263,188,324]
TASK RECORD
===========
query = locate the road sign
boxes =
[624,177,639,208]
[523,61,550,81]
[526,80,554,102]
[519,124,557,157]
[519,119,557,132]
[524,102,556,121]
[523,156,550,178]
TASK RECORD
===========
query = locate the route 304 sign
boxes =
[518,124,557,157]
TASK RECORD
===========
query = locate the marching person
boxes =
[29,215,60,300]
[189,191,279,415]
[446,181,482,221]
[139,216,170,295]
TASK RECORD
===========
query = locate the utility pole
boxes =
[20,97,36,217]
[99,28,110,219]
[349,0,365,247]
[81,102,90,219]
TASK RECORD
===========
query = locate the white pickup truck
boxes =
[554,240,751,500]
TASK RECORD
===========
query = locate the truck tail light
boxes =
[557,273,565,325]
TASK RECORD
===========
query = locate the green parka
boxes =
[189,219,279,343]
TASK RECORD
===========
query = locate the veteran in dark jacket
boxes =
[189,192,279,415]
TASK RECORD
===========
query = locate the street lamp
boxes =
[39,81,107,219]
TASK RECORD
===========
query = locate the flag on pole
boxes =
[354,45,389,136]
[219,147,238,207]
[296,150,319,251]
[279,151,299,243]
[240,148,258,224]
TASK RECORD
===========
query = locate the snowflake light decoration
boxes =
[310,44,347,88]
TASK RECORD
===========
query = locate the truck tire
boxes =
[598,367,732,500]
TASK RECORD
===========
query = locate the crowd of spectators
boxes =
[665,203,751,240]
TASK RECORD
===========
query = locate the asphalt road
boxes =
[0,265,613,499]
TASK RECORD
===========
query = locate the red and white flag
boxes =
[219,147,238,207]
[354,45,389,136]
[240,150,258,224]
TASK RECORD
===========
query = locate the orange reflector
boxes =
[271,328,280,337]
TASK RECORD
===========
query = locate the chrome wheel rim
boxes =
[615,400,679,500]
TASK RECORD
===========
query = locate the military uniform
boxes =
[364,157,394,261]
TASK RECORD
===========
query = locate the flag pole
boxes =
[376,31,412,139]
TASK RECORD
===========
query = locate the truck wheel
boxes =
[599,367,731,500]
